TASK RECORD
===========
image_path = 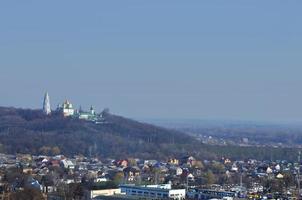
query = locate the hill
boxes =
[0,107,300,161]
[0,107,198,159]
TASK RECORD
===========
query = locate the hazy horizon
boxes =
[1,1,302,122]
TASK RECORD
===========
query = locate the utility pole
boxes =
[298,151,301,200]
[155,171,158,185]
[186,175,189,192]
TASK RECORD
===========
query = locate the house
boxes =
[94,177,109,183]
[26,177,43,191]
[42,185,56,193]
[181,156,197,167]
[61,159,75,170]
[187,173,195,182]
[168,158,180,165]
[123,167,141,182]
[88,188,121,199]
[224,158,232,165]
[266,167,273,174]
[231,164,238,172]
[116,159,128,168]
[176,167,183,176]
[144,160,158,166]
[142,164,151,173]
[64,179,75,184]
[50,160,60,167]
[23,167,33,174]
[276,173,284,179]
[77,106,102,122]
[275,164,281,171]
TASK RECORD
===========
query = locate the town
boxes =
[0,152,301,200]
[1,0,300,199]
[0,93,296,199]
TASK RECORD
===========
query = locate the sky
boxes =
[0,1,302,122]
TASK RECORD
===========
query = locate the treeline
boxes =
[0,107,301,161]
[202,144,301,161]
[0,107,196,159]
[181,123,302,145]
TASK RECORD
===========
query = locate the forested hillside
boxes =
[0,107,300,161]
[0,107,198,159]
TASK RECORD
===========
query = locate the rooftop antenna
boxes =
[186,175,189,192]
[240,172,243,188]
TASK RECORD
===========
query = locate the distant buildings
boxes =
[187,189,236,200]
[57,100,75,117]
[78,106,96,121]
[42,92,104,123]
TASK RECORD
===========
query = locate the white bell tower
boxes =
[43,92,51,115]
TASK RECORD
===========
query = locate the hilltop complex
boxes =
[42,92,104,123]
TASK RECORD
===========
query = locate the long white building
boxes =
[120,184,186,200]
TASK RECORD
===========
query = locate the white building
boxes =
[61,159,75,170]
[176,167,183,176]
[187,189,235,200]
[58,100,75,117]
[89,189,121,199]
[43,92,51,115]
[78,106,96,120]
[120,184,186,200]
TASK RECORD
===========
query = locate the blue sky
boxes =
[0,1,301,121]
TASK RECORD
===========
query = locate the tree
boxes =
[39,146,51,155]
[204,170,216,185]
[113,172,124,184]
[51,146,61,155]
[10,188,44,200]
[0,143,5,153]
[128,158,137,167]
[283,172,294,190]
[69,183,85,200]
[217,174,229,186]
[41,175,54,193]
[211,162,225,174]
[194,161,204,169]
